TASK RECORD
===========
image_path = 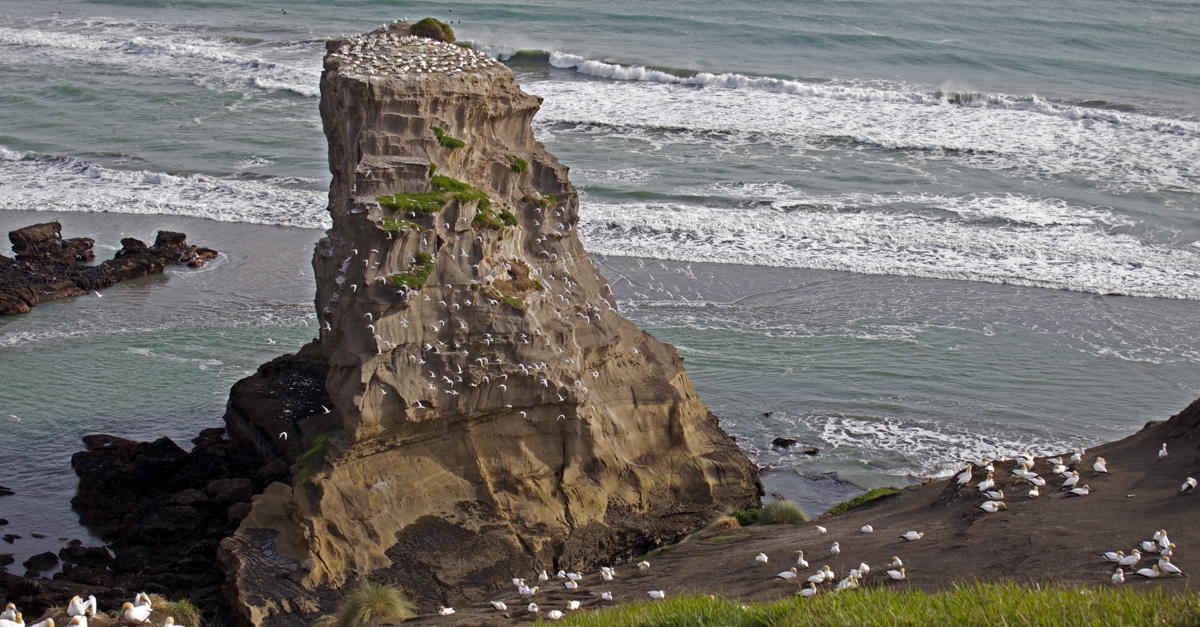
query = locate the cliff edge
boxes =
[219,21,760,625]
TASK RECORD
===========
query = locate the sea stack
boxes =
[219,21,760,624]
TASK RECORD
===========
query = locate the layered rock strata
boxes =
[0,222,218,314]
[220,21,761,624]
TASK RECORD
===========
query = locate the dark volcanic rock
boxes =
[22,551,59,572]
[0,221,218,315]
[771,437,798,448]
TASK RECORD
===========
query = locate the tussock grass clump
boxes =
[825,486,901,516]
[317,582,415,627]
[375,192,446,214]
[731,508,760,527]
[411,18,455,43]
[150,596,201,627]
[706,515,741,533]
[758,499,807,525]
[507,155,528,174]
[555,583,1200,627]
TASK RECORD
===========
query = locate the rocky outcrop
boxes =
[0,222,217,314]
[219,21,761,625]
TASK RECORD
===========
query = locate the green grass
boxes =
[147,595,201,627]
[731,508,760,527]
[758,499,808,525]
[317,582,415,627]
[431,174,490,211]
[634,546,666,562]
[411,18,455,43]
[501,209,518,226]
[430,126,465,149]
[375,192,446,214]
[825,486,902,516]
[554,583,1200,627]
[392,252,435,290]
[701,534,748,543]
[507,155,528,174]
[539,193,559,208]
[379,217,419,231]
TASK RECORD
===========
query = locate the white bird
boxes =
[776,568,798,581]
[1157,530,1172,549]
[830,542,840,556]
[1028,475,1046,487]
[796,551,809,569]
[901,531,924,541]
[956,466,973,485]
[538,570,549,582]
[27,619,52,627]
[512,577,524,587]
[1112,568,1124,584]
[800,583,818,598]
[566,571,583,582]
[886,568,907,580]
[526,603,539,613]
[1028,487,1040,498]
[68,596,97,618]
[807,570,828,584]
[1141,540,1160,554]
[1061,472,1080,490]
[835,576,859,591]
[489,601,507,611]
[518,585,539,598]
[1136,565,1161,578]
[0,613,21,627]
[755,553,769,564]
[1182,477,1197,494]
[122,603,151,624]
[567,601,581,611]
[636,561,650,571]
[563,580,578,590]
[861,525,874,533]
[601,570,613,581]
[1093,457,1108,474]
[1162,544,1176,558]
[858,562,871,576]
[1118,550,1142,567]
[1045,456,1063,467]
[815,525,827,535]
[981,489,1004,500]
[1067,485,1091,497]
[1159,443,1168,459]
[977,474,995,493]
[1053,464,1070,476]
[1101,550,1125,563]
[600,592,613,601]
[1159,557,1185,576]
[647,590,665,600]
[437,607,455,616]
[979,500,1007,513]
[0,606,14,623]
[546,610,564,620]
[66,619,83,627]
[889,556,903,568]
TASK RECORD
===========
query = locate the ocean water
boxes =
[1,0,1198,570]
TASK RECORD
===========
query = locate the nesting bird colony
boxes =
[1,593,173,627]
[328,25,501,79]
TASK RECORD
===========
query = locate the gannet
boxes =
[889,556,903,568]
[512,577,524,587]
[567,601,581,610]
[835,576,859,591]
[1159,557,1184,576]
[68,597,96,618]
[556,570,567,579]
[806,569,827,584]
[977,473,995,493]
[796,551,809,569]
[1061,472,1080,490]
[66,618,84,627]
[134,593,152,609]
[601,570,614,581]
[1136,565,1161,578]
[121,603,151,624]
[647,590,666,600]
[1140,540,1160,554]
[1101,550,1125,563]
[1162,544,1176,558]
[1182,477,1197,493]
[1028,487,1040,498]
[527,603,539,613]
[489,601,507,611]
[0,614,22,627]
[26,620,51,627]
[858,562,871,575]
[1159,443,1168,459]
[901,531,924,541]
[1093,457,1108,474]
[566,572,583,581]
[1067,485,1091,497]
[1112,568,1124,584]
[755,553,769,564]
[956,466,973,485]
[518,585,539,598]
[886,567,907,580]
[800,583,818,598]
[546,610,564,620]
[538,570,549,582]
[1045,456,1063,467]
[1028,475,1046,487]
[776,568,799,580]
[1070,451,1082,465]
[600,592,613,601]
[861,525,874,533]
[437,607,455,616]
[1053,464,1070,476]
[815,525,827,534]
[982,489,1004,500]
[1118,550,1142,567]
[0,606,14,623]
[563,580,578,590]
[830,542,840,556]
[979,500,1006,513]
[636,561,650,571]
[848,568,862,580]
[822,565,835,580]
[1157,530,1171,549]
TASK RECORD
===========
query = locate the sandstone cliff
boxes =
[220,21,760,624]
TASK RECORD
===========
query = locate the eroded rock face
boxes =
[221,21,761,624]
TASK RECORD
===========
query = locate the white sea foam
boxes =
[576,196,1200,300]
[0,20,322,97]
[0,154,329,229]
[529,78,1200,195]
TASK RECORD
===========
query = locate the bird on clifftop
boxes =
[1,605,15,622]
[979,500,1006,513]
[121,603,150,624]
[1181,477,1196,494]
[956,465,973,485]
[886,567,907,581]
[1112,568,1125,584]
[1159,443,1168,459]
[776,568,798,581]
[647,590,666,600]
[901,531,924,541]
[489,601,506,611]
[1067,485,1091,497]
[755,552,769,564]
[0,613,22,627]
[68,596,96,618]
[800,583,818,598]
[795,551,809,569]
[437,607,455,616]
[1093,457,1108,474]
[1136,565,1161,578]
[1158,557,1185,577]
[830,542,841,556]
[1119,550,1142,567]
[636,561,651,571]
